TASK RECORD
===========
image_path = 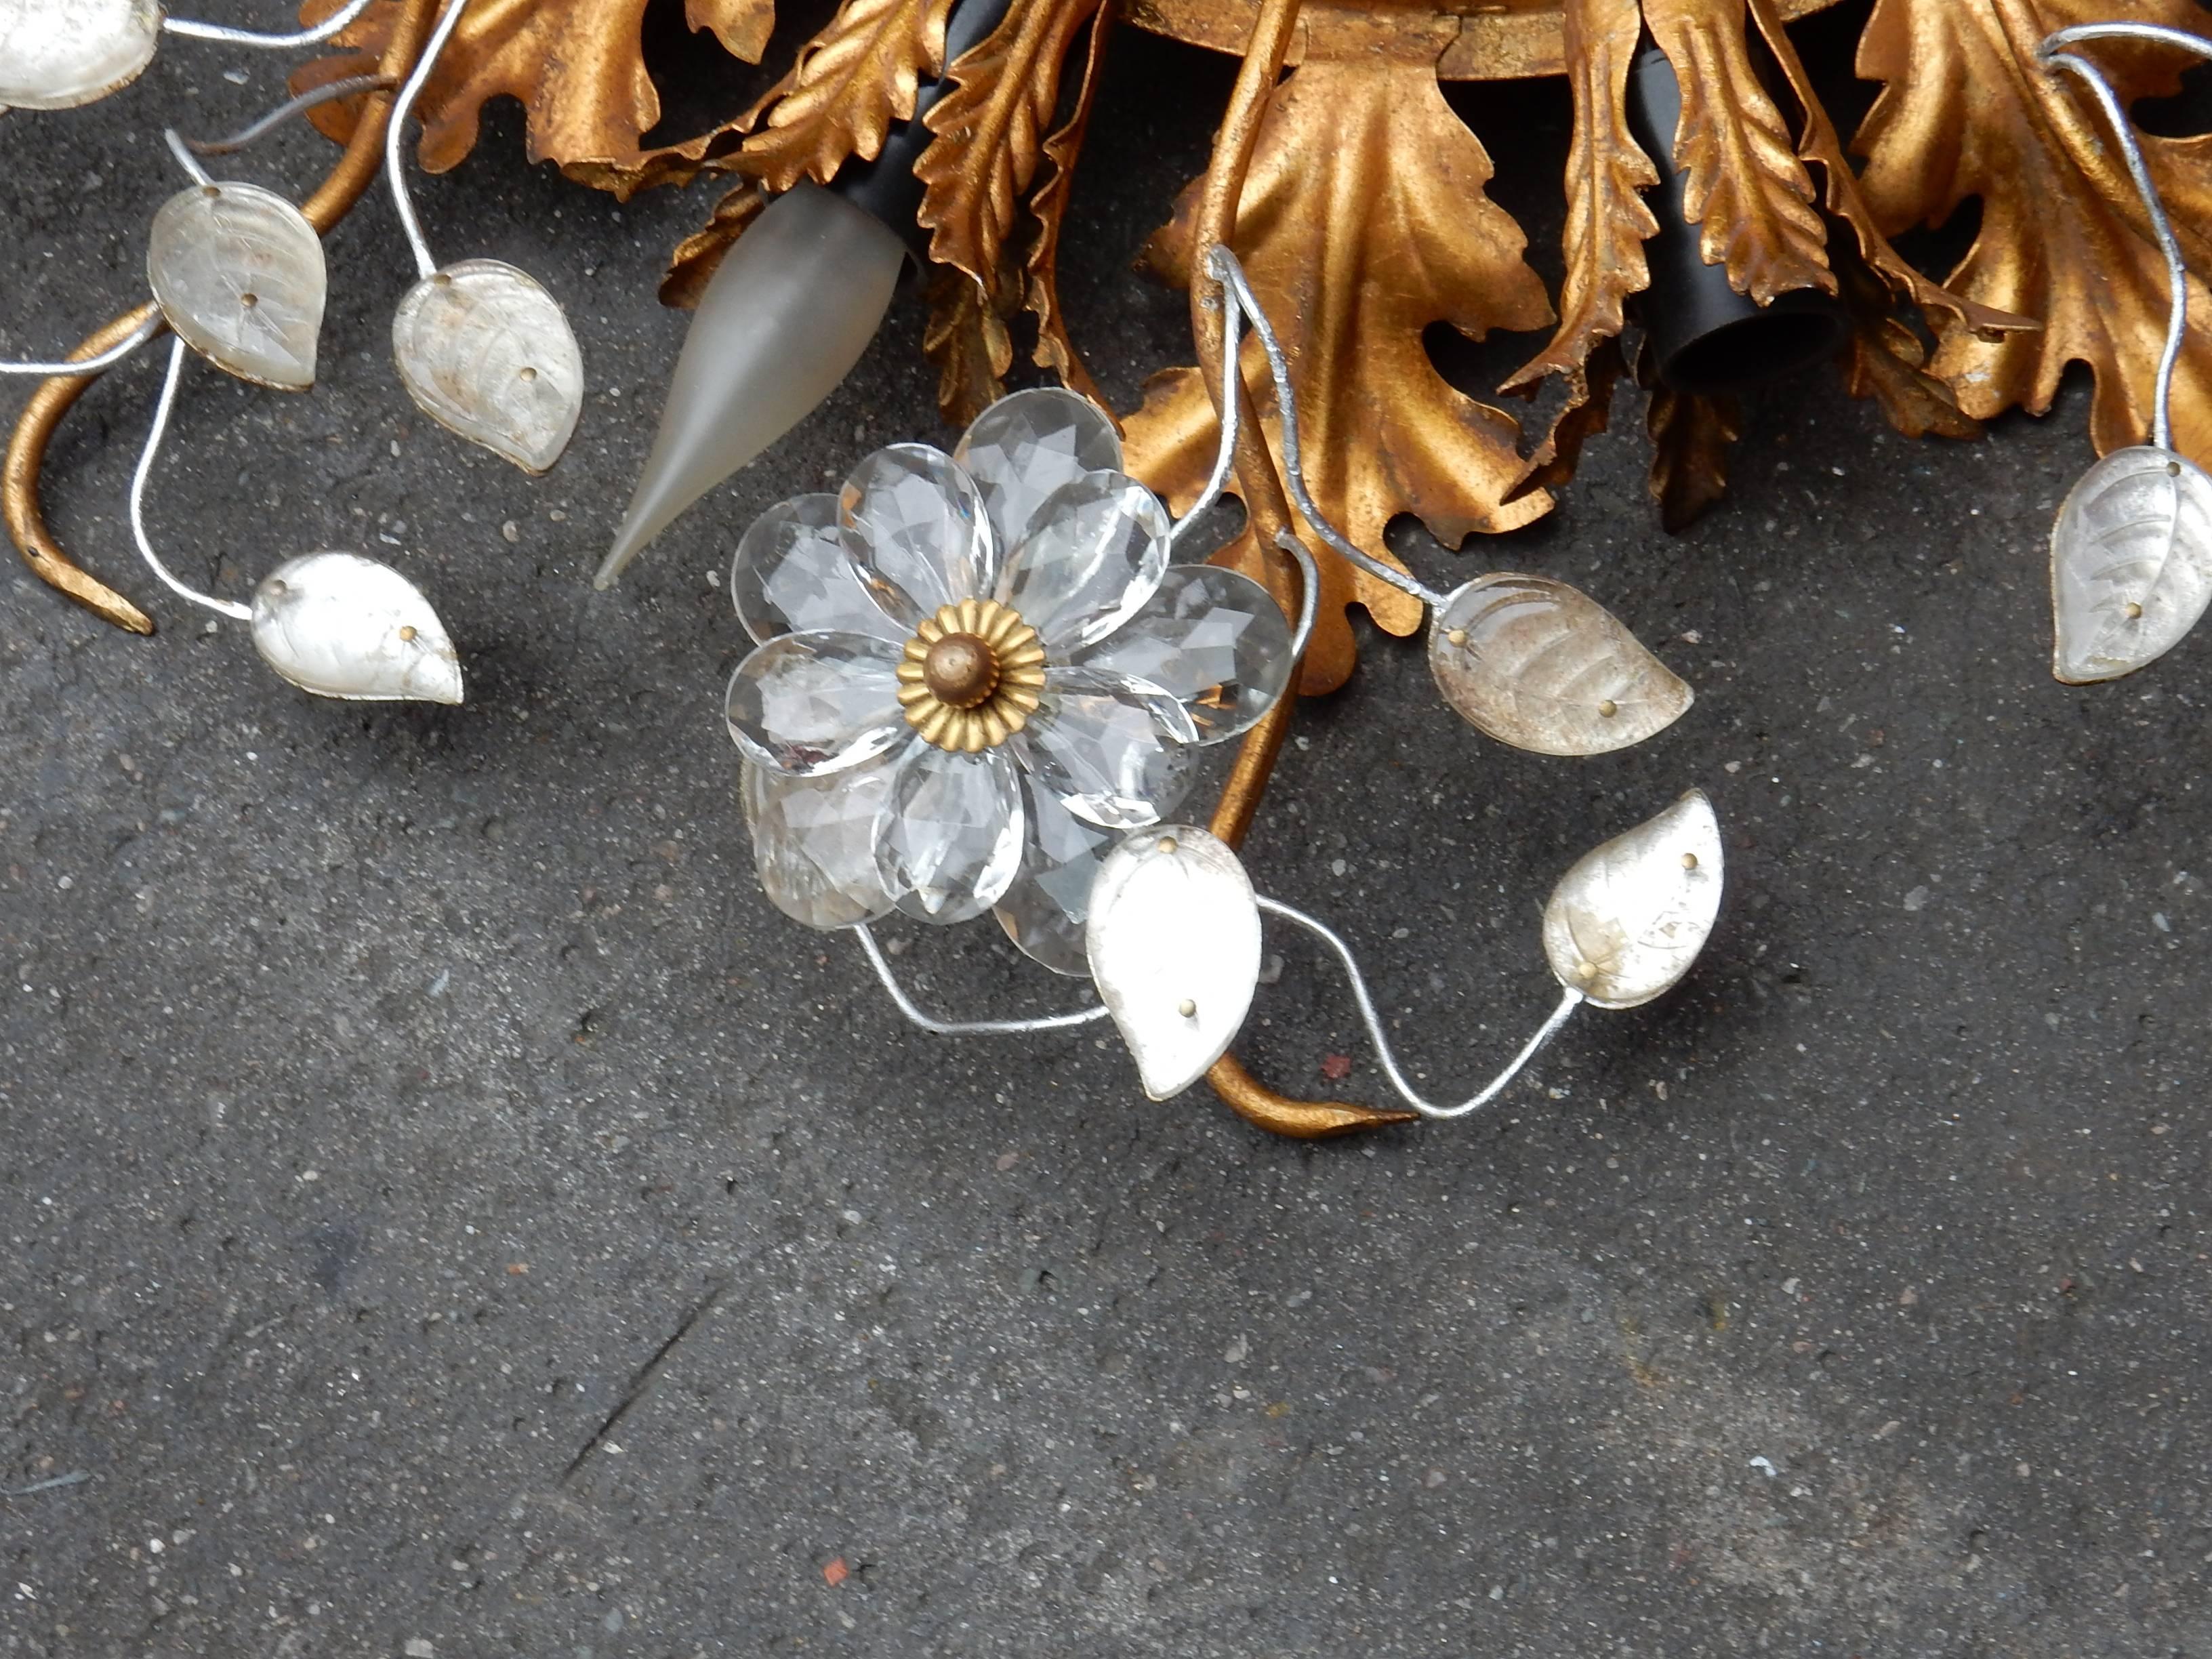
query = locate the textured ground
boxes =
[3,12,2210,1658]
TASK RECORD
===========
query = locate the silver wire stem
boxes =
[1204,247,1448,611]
[0,311,164,377]
[163,128,215,188]
[1256,895,1583,1121]
[853,924,1113,1036]
[163,0,375,47]
[2038,24,2211,453]
[385,0,472,281]
[130,338,255,623]
[185,73,396,155]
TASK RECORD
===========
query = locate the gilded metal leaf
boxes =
[1645,372,1740,533]
[147,182,327,392]
[392,260,585,474]
[294,0,773,195]
[735,0,958,192]
[249,552,464,705]
[1542,789,1723,1010]
[2050,446,2212,684]
[1123,33,1553,695]
[914,0,1103,286]
[1023,0,1113,403]
[1832,245,1981,443]
[1086,825,1261,1101]
[922,267,1015,428]
[1852,0,2212,462]
[1641,0,1832,308]
[659,182,766,310]
[1427,573,1692,756]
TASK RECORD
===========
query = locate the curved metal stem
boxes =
[2038,24,2209,453]
[853,924,1111,1036]
[0,312,163,380]
[185,73,397,155]
[163,127,215,187]
[163,0,375,48]
[385,0,473,281]
[129,340,253,622]
[1258,896,1583,1120]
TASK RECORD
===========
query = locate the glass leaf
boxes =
[147,181,325,392]
[840,443,994,613]
[1078,565,1292,746]
[2050,445,2212,684]
[1085,825,1261,1100]
[249,552,462,705]
[742,755,898,930]
[874,745,1025,924]
[0,0,159,109]
[724,630,907,777]
[995,470,1170,653]
[1542,790,1723,1010]
[1427,574,1692,756]
[732,494,913,646]
[995,760,1193,977]
[954,386,1122,553]
[392,259,583,475]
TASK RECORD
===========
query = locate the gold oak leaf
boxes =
[1501,0,1654,497]
[1024,0,1113,403]
[922,267,1017,427]
[291,0,771,197]
[659,181,768,309]
[1853,0,2212,462]
[735,0,958,193]
[1832,245,1981,443]
[1647,383,1742,533]
[915,0,1104,289]
[1122,47,1554,696]
[1642,0,1833,306]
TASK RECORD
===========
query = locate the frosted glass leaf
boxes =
[874,745,1025,924]
[1019,668,1196,830]
[742,755,898,930]
[732,494,912,646]
[2049,446,2212,684]
[392,259,583,474]
[1542,790,1723,1010]
[954,386,1123,552]
[147,182,326,392]
[995,754,1194,976]
[1078,565,1292,746]
[1427,574,1691,756]
[724,630,906,777]
[1085,825,1261,1101]
[249,552,462,705]
[0,0,159,109]
[994,470,1170,652]
[840,444,993,613]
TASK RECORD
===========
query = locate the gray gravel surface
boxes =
[1,18,2209,1658]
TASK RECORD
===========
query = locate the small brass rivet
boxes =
[240,292,259,309]
[1177,998,1197,1018]
[398,625,417,642]
[1597,698,1619,718]
[2126,600,2145,619]
[201,184,220,199]
[922,632,999,708]
[2168,460,2183,478]
[432,271,453,287]
[1157,836,1179,855]
[519,365,538,382]
[1681,852,1698,870]
[1574,960,1597,983]
[1446,628,1467,647]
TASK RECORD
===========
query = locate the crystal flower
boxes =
[725,387,1295,972]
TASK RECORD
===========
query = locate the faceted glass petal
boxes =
[724,630,906,777]
[732,493,914,645]
[742,754,899,929]
[995,759,1192,976]
[840,443,994,611]
[1077,565,1293,746]
[954,386,1124,554]
[873,745,1026,924]
[1016,667,1196,830]
[994,470,1171,653]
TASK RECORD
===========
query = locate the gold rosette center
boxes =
[896,598,1046,753]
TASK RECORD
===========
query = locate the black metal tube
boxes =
[829,0,1023,266]
[1624,42,1847,396]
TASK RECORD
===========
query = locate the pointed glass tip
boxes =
[593,183,907,589]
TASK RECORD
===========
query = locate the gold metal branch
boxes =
[2,0,440,634]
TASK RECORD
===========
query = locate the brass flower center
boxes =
[897,598,1046,753]
[922,632,1000,708]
